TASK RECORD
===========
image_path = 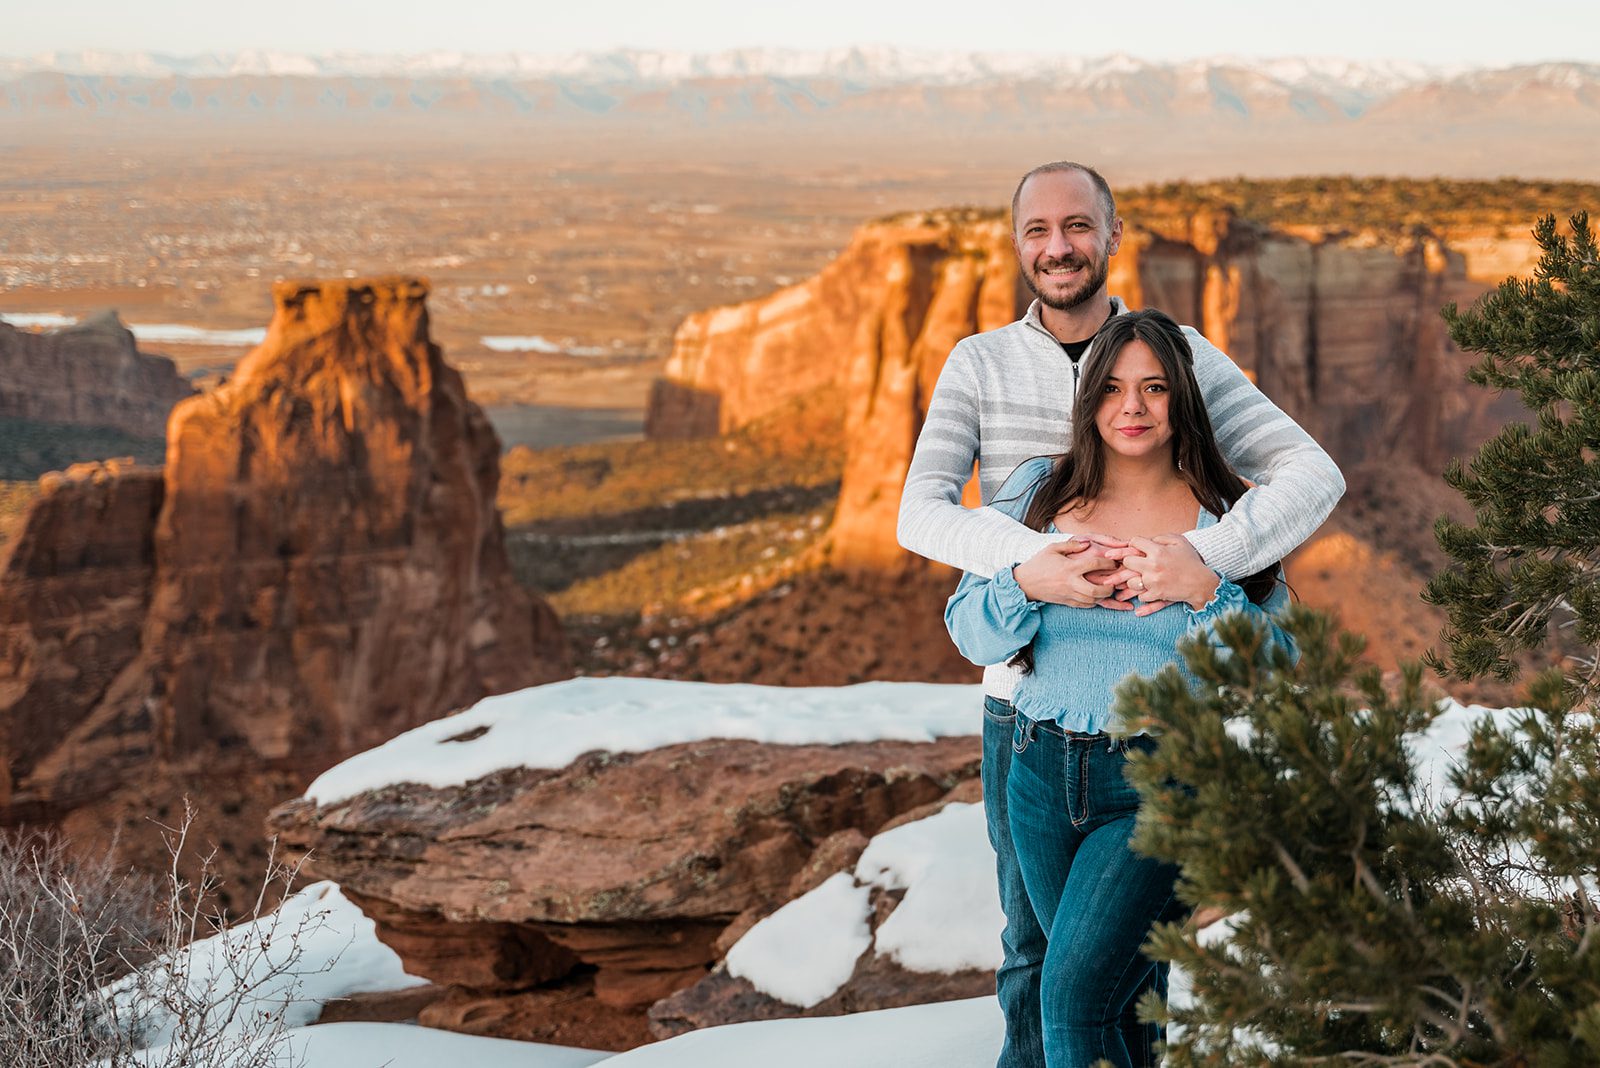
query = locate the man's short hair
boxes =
[1010,162,1117,230]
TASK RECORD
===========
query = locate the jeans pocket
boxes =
[1011,718,1032,755]
[982,695,1016,725]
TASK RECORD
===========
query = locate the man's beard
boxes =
[1021,249,1110,312]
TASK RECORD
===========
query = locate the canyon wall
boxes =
[0,312,196,437]
[0,278,570,824]
[650,210,1018,575]
[647,209,1526,573]
[647,211,1018,442]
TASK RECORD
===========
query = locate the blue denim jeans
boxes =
[1006,715,1184,1068]
[983,699,1163,1068]
[983,696,1048,1068]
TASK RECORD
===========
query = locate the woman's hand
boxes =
[1104,534,1221,615]
[1013,536,1128,608]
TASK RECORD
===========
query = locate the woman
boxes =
[944,309,1297,1068]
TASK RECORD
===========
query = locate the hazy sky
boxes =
[8,0,1600,64]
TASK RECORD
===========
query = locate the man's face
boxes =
[1012,170,1122,312]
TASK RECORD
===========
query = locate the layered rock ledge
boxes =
[269,678,985,1048]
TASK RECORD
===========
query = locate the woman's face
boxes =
[1094,339,1174,461]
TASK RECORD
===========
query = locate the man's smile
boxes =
[1038,260,1084,278]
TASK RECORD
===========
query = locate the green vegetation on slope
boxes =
[0,481,42,555]
[1126,175,1600,235]
[0,419,164,482]
[497,389,846,628]
[499,387,844,529]
[887,176,1600,238]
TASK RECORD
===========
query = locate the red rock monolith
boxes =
[1,277,570,824]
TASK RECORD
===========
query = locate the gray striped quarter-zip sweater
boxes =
[898,296,1345,699]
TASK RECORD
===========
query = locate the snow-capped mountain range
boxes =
[5,47,1595,180]
[0,47,1577,91]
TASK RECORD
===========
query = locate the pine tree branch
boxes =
[1269,837,1311,894]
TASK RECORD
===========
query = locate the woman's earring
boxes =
[1177,455,1184,472]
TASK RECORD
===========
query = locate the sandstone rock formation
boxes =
[0,312,195,437]
[269,735,980,1048]
[0,459,164,819]
[1107,208,1516,477]
[649,778,992,1039]
[646,208,1524,576]
[0,278,570,825]
[648,210,1015,575]
[647,210,1017,444]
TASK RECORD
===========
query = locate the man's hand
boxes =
[1103,534,1221,616]
[1187,904,1231,931]
[1013,537,1126,607]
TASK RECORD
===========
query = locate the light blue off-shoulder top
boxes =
[943,457,1298,733]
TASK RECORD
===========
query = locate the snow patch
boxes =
[0,311,79,329]
[480,335,610,356]
[128,323,267,346]
[104,881,425,1051]
[481,334,563,352]
[305,677,982,806]
[725,872,873,1008]
[727,802,1002,1008]
[855,803,1003,973]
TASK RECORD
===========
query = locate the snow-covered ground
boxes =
[131,1023,611,1068]
[106,881,426,1055]
[602,997,1003,1067]
[727,802,1002,1007]
[112,685,1516,1065]
[304,677,984,805]
[160,1000,1000,1068]
[1,310,79,329]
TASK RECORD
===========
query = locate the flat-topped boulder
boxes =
[268,677,985,1046]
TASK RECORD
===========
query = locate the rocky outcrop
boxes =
[647,210,1016,576]
[647,210,1017,444]
[1108,208,1518,477]
[649,780,992,1038]
[0,277,570,822]
[268,734,980,1046]
[647,208,1524,573]
[0,313,195,437]
[0,459,164,815]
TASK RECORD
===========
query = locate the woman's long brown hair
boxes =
[1009,308,1281,607]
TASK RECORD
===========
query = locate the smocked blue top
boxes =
[943,457,1297,733]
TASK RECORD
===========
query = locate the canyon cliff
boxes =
[647,208,1525,579]
[650,211,1018,574]
[0,278,570,844]
[0,312,196,438]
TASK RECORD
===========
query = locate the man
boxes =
[897,162,1344,1067]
